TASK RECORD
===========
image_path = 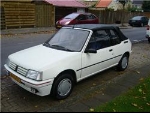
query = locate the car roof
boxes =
[64,24,119,30]
[132,16,146,18]
[63,24,128,41]
[71,12,93,15]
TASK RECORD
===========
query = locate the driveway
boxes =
[1,41,150,112]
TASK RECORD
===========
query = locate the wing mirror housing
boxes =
[84,48,97,53]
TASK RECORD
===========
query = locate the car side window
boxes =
[109,30,121,46]
[143,17,148,21]
[142,17,145,21]
[87,30,111,50]
[87,14,96,19]
[77,15,87,20]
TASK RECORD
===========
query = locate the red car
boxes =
[55,12,99,29]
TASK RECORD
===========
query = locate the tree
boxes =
[118,0,127,8]
[117,0,129,26]
[142,1,150,12]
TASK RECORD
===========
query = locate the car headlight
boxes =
[26,70,42,81]
[65,21,70,25]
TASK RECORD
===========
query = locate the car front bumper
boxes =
[4,64,54,96]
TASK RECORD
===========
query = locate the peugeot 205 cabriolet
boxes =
[4,24,132,100]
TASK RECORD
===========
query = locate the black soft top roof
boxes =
[64,24,119,30]
[63,24,128,41]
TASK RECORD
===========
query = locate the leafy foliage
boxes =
[142,1,150,12]
[94,76,150,112]
[118,0,127,7]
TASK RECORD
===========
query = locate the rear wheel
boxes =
[148,39,150,43]
[117,54,129,71]
[51,73,74,100]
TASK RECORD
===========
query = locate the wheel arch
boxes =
[124,51,130,58]
[54,69,77,84]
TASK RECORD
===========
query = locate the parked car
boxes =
[146,18,150,43]
[128,16,149,27]
[4,24,132,100]
[55,12,99,29]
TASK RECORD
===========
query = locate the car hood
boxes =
[8,44,77,71]
[59,18,73,25]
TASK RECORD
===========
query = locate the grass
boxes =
[93,76,150,112]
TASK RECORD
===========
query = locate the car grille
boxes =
[8,61,28,76]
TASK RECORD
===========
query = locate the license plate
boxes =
[10,73,21,83]
[57,25,61,28]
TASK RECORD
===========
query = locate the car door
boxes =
[81,29,114,79]
[108,29,123,64]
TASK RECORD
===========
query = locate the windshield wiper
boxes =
[51,45,74,52]
[43,42,50,47]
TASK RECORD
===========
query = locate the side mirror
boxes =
[84,48,97,53]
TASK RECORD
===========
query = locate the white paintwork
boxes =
[146,19,150,38]
[4,27,132,96]
[8,44,82,80]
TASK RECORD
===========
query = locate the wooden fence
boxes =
[89,10,150,24]
[1,1,35,29]
[1,1,150,30]
[35,3,55,27]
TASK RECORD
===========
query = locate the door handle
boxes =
[124,41,128,43]
[109,49,113,52]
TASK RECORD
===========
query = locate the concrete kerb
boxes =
[1,27,56,35]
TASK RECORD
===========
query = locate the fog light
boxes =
[6,70,10,76]
[31,87,38,93]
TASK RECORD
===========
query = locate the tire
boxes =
[51,73,74,100]
[141,23,144,27]
[117,54,129,71]
[129,24,132,26]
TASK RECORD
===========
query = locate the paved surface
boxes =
[1,27,150,112]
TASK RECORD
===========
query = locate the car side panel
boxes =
[80,46,114,80]
[113,39,132,62]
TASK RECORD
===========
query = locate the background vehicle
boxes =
[128,16,148,27]
[4,24,132,100]
[55,12,99,29]
[146,18,150,43]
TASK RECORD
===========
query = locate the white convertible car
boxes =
[4,24,132,100]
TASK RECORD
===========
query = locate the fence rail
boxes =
[89,10,150,24]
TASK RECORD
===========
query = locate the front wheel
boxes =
[51,73,74,100]
[141,23,144,27]
[117,54,129,71]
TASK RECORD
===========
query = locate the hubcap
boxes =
[122,57,128,69]
[57,78,72,96]
[141,23,144,27]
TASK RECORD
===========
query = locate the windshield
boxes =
[132,16,142,20]
[46,28,90,52]
[64,13,79,19]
